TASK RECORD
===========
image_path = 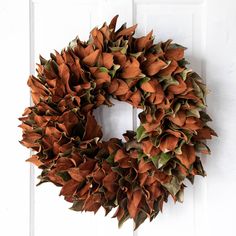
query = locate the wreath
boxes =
[19,15,216,229]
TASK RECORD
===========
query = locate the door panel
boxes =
[32,1,133,236]
[134,1,205,235]
[1,0,235,235]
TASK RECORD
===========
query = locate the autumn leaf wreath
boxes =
[19,15,216,229]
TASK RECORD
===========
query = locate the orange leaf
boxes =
[114,79,129,96]
[94,71,111,86]
[26,155,43,167]
[141,80,156,93]
[168,110,186,126]
[130,90,141,107]
[168,76,187,94]
[146,60,166,76]
[102,53,113,69]
[159,60,178,76]
[120,58,141,79]
[114,149,127,162]
[138,159,153,173]
[83,49,100,66]
[135,30,153,51]
[159,135,179,153]
[142,140,153,155]
[108,78,119,94]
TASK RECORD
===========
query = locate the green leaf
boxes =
[134,210,147,230]
[192,80,204,100]
[199,111,212,122]
[99,67,109,73]
[176,188,184,203]
[70,201,84,211]
[151,155,159,168]
[152,153,173,170]
[169,43,187,50]
[56,171,71,181]
[174,140,185,155]
[178,58,190,67]
[180,69,192,81]
[158,153,172,168]
[195,142,211,154]
[138,76,150,86]
[163,76,179,90]
[194,157,206,177]
[162,176,181,196]
[130,52,143,58]
[68,36,79,50]
[110,64,120,78]
[39,55,47,65]
[118,211,130,228]
[136,125,149,142]
[106,152,115,164]
[173,102,181,114]
[138,151,146,161]
[125,140,142,151]
[186,108,200,118]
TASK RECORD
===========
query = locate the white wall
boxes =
[0,0,236,236]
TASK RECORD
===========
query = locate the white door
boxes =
[1,0,236,236]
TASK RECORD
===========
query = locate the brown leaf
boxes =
[83,112,102,140]
[116,24,137,38]
[68,168,84,182]
[165,47,185,61]
[58,111,79,136]
[103,172,118,192]
[176,144,196,168]
[109,15,119,30]
[194,127,217,140]
[60,179,79,196]
[127,189,142,219]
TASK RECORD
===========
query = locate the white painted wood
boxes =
[32,1,133,236]
[0,1,30,236]
[134,1,203,235]
[134,0,236,236]
[204,1,236,236]
[1,0,236,235]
